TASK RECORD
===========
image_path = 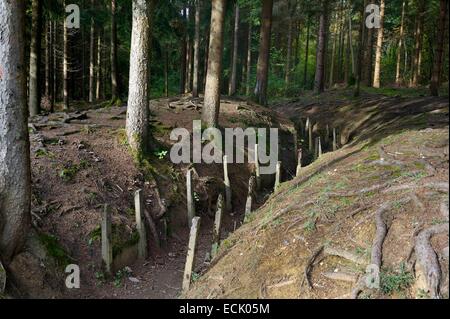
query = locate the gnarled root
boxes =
[414,223,449,299]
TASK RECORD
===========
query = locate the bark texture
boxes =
[202,0,226,128]
[0,0,31,263]
[228,4,239,96]
[372,0,385,88]
[430,0,448,96]
[28,0,43,116]
[314,0,329,94]
[111,0,119,101]
[192,0,201,97]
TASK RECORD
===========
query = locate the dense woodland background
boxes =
[26,0,449,113]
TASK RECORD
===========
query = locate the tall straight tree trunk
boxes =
[372,0,385,88]
[314,0,329,94]
[285,7,294,87]
[89,1,95,103]
[52,20,57,109]
[63,10,69,109]
[111,0,119,101]
[28,0,43,116]
[192,0,201,97]
[329,12,338,88]
[364,26,373,86]
[229,4,240,95]
[354,0,367,97]
[0,0,31,263]
[303,16,310,87]
[395,1,406,86]
[96,30,102,100]
[254,0,274,105]
[186,35,193,93]
[430,0,448,96]
[202,0,227,128]
[348,13,355,76]
[344,24,350,84]
[127,0,152,154]
[410,0,426,87]
[180,8,187,94]
[203,30,209,91]
[246,24,252,96]
[45,20,52,102]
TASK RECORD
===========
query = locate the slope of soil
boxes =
[185,91,449,299]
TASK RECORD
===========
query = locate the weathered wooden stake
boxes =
[274,161,282,192]
[245,176,256,216]
[223,155,232,212]
[101,204,113,274]
[333,127,337,151]
[255,144,261,190]
[308,121,313,152]
[134,189,148,259]
[211,194,224,258]
[305,117,310,135]
[318,136,323,157]
[182,216,201,293]
[186,169,195,228]
[296,148,303,177]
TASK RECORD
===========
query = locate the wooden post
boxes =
[134,189,148,259]
[255,144,261,190]
[245,176,256,216]
[211,194,224,258]
[305,117,310,135]
[296,148,303,177]
[308,121,313,152]
[223,155,232,212]
[318,136,322,158]
[333,127,337,151]
[102,204,113,274]
[186,169,195,228]
[274,161,282,192]
[182,216,201,293]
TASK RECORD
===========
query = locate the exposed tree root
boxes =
[368,146,406,168]
[324,246,367,265]
[302,245,324,290]
[415,223,449,299]
[322,271,358,283]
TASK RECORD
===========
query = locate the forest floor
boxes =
[9,88,449,299]
[16,95,294,299]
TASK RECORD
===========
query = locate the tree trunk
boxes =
[28,0,43,116]
[329,12,338,88]
[63,8,69,110]
[0,0,31,263]
[348,13,355,76]
[246,24,252,96]
[285,8,294,87]
[126,0,152,155]
[180,8,187,94]
[165,47,169,98]
[372,0,385,88]
[354,0,367,97]
[111,0,119,101]
[192,0,201,97]
[96,30,102,100]
[202,0,226,128]
[410,0,426,87]
[303,16,310,88]
[364,26,373,86]
[254,0,274,105]
[52,20,57,109]
[229,4,240,96]
[395,1,406,86]
[430,0,448,96]
[89,1,95,103]
[45,20,52,102]
[314,0,329,94]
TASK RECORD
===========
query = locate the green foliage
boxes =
[38,233,71,268]
[380,263,414,295]
[59,160,89,182]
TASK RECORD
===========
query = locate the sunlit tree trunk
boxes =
[192,0,201,97]
[126,0,152,154]
[63,8,69,110]
[372,0,385,88]
[246,24,252,96]
[89,0,95,103]
[96,30,102,100]
[0,0,31,263]
[180,8,187,94]
[329,11,338,88]
[303,16,310,87]
[202,0,226,127]
[254,0,273,105]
